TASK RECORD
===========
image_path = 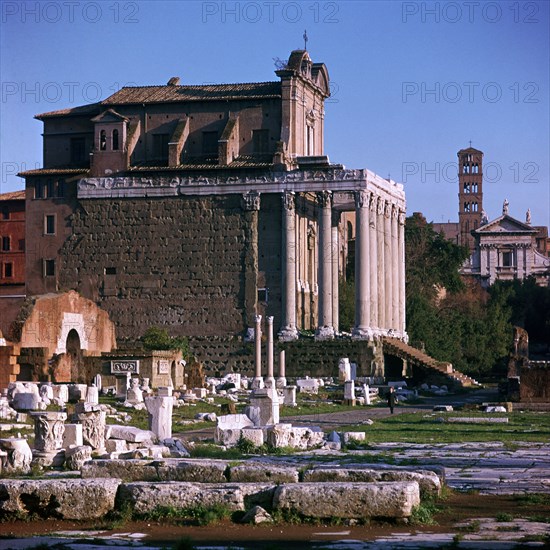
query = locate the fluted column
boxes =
[377,198,385,330]
[398,211,406,336]
[252,314,264,389]
[383,201,392,332]
[265,316,275,388]
[315,190,334,340]
[352,189,371,339]
[331,210,340,334]
[391,204,399,332]
[279,191,298,341]
[369,194,378,330]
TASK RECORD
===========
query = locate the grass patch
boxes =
[514,493,550,507]
[188,443,245,460]
[410,501,441,525]
[458,519,481,532]
[495,512,514,522]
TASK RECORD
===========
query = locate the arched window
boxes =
[464,182,470,193]
[464,202,470,212]
[472,202,478,212]
[100,130,107,151]
[112,129,119,151]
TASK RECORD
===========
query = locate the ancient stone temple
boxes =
[16,49,407,376]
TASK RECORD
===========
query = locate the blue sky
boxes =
[1,0,548,226]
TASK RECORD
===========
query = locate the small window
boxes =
[44,215,56,235]
[257,287,269,303]
[502,251,514,267]
[100,130,107,151]
[252,129,269,154]
[43,259,56,277]
[105,267,116,275]
[1,208,9,220]
[202,131,219,156]
[463,182,470,193]
[112,129,119,150]
[34,181,44,199]
[45,180,55,198]
[1,236,10,251]
[3,262,13,278]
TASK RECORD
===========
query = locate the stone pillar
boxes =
[391,204,399,332]
[331,210,340,334]
[86,385,99,405]
[279,191,298,341]
[242,191,261,334]
[377,198,386,330]
[352,190,371,339]
[362,384,371,405]
[489,246,498,284]
[31,411,67,467]
[369,194,379,330]
[145,395,173,440]
[517,244,525,277]
[384,201,393,332]
[283,385,296,407]
[76,406,106,452]
[265,316,275,388]
[398,211,406,336]
[277,349,287,388]
[480,244,488,276]
[344,380,355,406]
[315,190,334,340]
[252,314,264,390]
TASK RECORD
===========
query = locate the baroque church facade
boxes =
[11,50,409,379]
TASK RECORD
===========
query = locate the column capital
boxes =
[391,203,399,219]
[317,190,332,208]
[254,314,262,324]
[266,316,274,324]
[398,211,406,225]
[354,189,370,209]
[377,197,385,216]
[281,190,295,211]
[384,201,392,218]
[242,191,261,211]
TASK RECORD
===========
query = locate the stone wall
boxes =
[58,195,262,340]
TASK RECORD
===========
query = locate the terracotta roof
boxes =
[35,103,102,120]
[102,82,281,105]
[0,190,25,201]
[17,168,89,177]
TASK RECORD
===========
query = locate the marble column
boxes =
[279,191,298,341]
[369,194,378,330]
[265,316,275,388]
[377,198,386,330]
[331,211,340,334]
[252,314,264,389]
[384,201,393,332]
[391,205,399,332]
[315,191,334,340]
[277,349,287,388]
[398,212,406,336]
[352,189,371,339]
[480,244,488,276]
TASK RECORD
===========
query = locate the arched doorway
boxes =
[66,329,84,383]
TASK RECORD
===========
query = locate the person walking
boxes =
[387,386,397,414]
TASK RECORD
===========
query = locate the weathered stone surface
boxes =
[81,459,158,481]
[64,445,92,470]
[0,478,120,519]
[240,505,273,524]
[266,424,324,450]
[273,481,420,519]
[155,459,228,482]
[302,468,441,498]
[117,482,275,514]
[229,462,299,483]
[108,425,157,443]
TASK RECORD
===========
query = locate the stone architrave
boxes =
[76,408,106,451]
[145,395,173,440]
[0,438,32,473]
[31,411,67,452]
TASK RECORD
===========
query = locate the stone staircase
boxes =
[382,337,480,388]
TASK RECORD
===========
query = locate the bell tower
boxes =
[457,146,483,253]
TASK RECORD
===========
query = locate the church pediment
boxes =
[91,109,128,124]
[475,214,537,235]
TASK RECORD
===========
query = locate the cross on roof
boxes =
[469,140,472,147]
[303,30,308,51]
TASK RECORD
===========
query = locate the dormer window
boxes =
[100,130,107,151]
[113,129,119,151]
